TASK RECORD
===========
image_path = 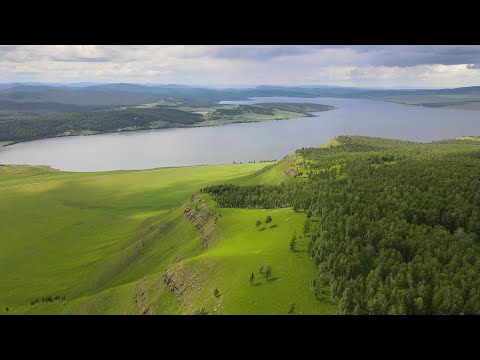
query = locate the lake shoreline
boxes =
[2,97,479,172]
[0,106,337,148]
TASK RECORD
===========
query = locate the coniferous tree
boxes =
[288,303,296,314]
[249,272,255,286]
[203,136,480,314]
[265,266,272,281]
[290,235,297,252]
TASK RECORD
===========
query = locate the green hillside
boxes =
[203,136,480,314]
[341,86,480,110]
[3,135,480,315]
[199,103,335,126]
[0,163,268,313]
[0,102,334,144]
[0,159,335,314]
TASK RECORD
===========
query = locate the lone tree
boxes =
[255,220,261,229]
[213,288,220,297]
[258,258,264,274]
[265,216,272,226]
[290,235,297,252]
[265,266,272,281]
[249,272,255,286]
[288,303,296,314]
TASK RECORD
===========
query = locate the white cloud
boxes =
[1,45,480,87]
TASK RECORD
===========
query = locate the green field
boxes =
[455,136,480,141]
[190,203,336,314]
[366,94,480,110]
[0,159,334,314]
[3,135,480,315]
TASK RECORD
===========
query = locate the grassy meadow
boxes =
[0,158,334,314]
[0,163,264,312]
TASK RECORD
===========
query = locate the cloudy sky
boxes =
[2,45,480,88]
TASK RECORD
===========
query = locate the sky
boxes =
[1,45,480,88]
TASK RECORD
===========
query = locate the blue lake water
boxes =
[0,97,479,171]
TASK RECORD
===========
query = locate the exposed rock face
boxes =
[163,263,187,297]
[129,195,221,315]
[284,167,299,178]
[162,258,218,314]
[183,194,218,248]
[134,279,153,315]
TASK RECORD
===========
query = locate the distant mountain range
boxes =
[1,83,480,109]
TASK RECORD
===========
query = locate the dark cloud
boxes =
[467,63,480,69]
[212,45,321,60]
[358,45,480,67]
[211,45,480,68]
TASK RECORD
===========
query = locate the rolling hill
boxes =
[0,159,335,314]
[2,135,480,314]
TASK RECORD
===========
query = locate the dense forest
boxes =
[0,100,114,113]
[0,107,203,142]
[0,101,333,143]
[206,103,335,121]
[203,136,480,314]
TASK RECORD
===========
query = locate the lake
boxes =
[0,97,479,172]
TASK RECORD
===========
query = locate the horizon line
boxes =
[0,82,475,90]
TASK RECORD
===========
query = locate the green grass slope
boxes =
[0,163,269,313]
[455,136,480,141]
[1,153,336,314]
[234,157,293,186]
[19,193,335,314]
[190,200,336,314]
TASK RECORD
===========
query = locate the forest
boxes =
[202,136,480,314]
[204,103,335,123]
[0,101,334,143]
[0,107,204,142]
[208,103,334,118]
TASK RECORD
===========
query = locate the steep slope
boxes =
[27,194,334,314]
[3,154,335,314]
[0,162,269,314]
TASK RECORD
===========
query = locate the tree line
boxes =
[0,107,203,143]
[203,136,480,314]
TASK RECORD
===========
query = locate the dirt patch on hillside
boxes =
[284,167,299,177]
[162,258,218,314]
[183,195,219,248]
[134,279,153,315]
